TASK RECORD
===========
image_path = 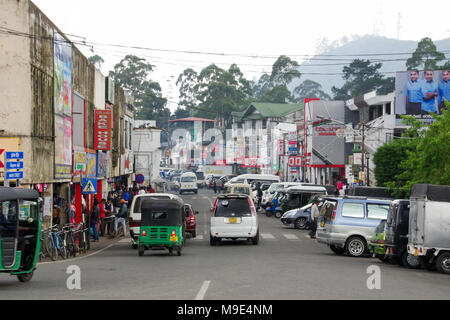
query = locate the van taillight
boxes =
[190,215,196,221]
[331,206,337,220]
[212,199,218,214]
[248,198,256,214]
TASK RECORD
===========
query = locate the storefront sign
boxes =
[97,151,109,178]
[94,110,112,150]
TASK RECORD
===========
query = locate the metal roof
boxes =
[0,187,39,202]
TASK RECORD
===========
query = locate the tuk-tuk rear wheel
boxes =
[138,246,145,257]
[17,271,34,283]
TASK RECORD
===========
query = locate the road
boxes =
[0,189,449,300]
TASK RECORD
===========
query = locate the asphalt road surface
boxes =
[0,189,449,300]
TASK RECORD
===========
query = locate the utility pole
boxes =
[361,121,366,186]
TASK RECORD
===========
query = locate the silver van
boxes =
[316,196,392,257]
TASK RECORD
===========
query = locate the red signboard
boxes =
[94,110,112,151]
[289,156,303,167]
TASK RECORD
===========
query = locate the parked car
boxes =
[184,204,199,238]
[210,194,259,246]
[195,171,206,188]
[384,200,421,269]
[262,182,303,207]
[281,198,324,229]
[128,193,184,249]
[225,174,280,188]
[316,196,392,257]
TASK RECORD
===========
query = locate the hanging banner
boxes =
[94,110,112,150]
[54,31,73,179]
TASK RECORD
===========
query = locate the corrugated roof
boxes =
[239,102,304,121]
[169,117,217,123]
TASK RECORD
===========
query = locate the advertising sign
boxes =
[54,31,73,179]
[85,153,97,178]
[94,110,112,150]
[395,70,450,124]
[97,151,109,178]
[0,138,20,182]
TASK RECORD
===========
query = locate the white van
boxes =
[179,172,198,195]
[226,174,280,187]
[262,182,303,206]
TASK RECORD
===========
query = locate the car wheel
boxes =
[294,217,308,230]
[402,251,421,269]
[192,230,197,238]
[330,245,345,255]
[210,235,217,246]
[252,231,259,245]
[138,245,145,257]
[436,252,450,275]
[275,211,283,219]
[345,237,367,257]
[17,271,34,283]
[132,244,138,250]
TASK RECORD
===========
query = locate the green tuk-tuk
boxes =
[137,198,186,256]
[0,187,41,282]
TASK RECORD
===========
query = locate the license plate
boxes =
[170,236,178,242]
[229,218,238,224]
[414,248,418,257]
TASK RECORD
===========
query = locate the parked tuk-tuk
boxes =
[137,198,186,256]
[368,220,388,262]
[384,200,421,268]
[0,187,41,282]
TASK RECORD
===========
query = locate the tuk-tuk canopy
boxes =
[140,199,185,226]
[0,187,39,202]
[411,184,450,202]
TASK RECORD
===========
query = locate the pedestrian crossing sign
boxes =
[82,178,97,195]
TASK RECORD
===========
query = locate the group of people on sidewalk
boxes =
[89,184,156,242]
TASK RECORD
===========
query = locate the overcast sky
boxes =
[32,0,450,112]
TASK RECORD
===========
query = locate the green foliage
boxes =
[88,55,104,68]
[332,59,395,100]
[110,55,167,123]
[406,37,446,71]
[293,79,331,103]
[377,101,450,197]
[270,55,302,86]
[260,85,294,103]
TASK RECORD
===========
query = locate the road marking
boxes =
[283,233,299,240]
[195,281,211,300]
[192,197,197,200]
[261,233,276,239]
[193,235,204,240]
[119,239,129,243]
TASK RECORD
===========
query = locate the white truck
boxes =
[407,184,450,274]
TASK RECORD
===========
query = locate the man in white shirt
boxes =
[309,199,321,239]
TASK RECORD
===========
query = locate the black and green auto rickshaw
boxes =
[0,187,41,282]
[137,198,186,256]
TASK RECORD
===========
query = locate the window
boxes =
[0,201,18,234]
[152,212,168,220]
[124,120,128,149]
[181,176,196,183]
[341,203,364,218]
[214,199,251,217]
[233,187,250,195]
[321,201,337,222]
[367,204,389,220]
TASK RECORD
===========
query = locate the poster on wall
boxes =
[54,31,73,179]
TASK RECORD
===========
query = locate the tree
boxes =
[270,55,302,87]
[252,73,273,99]
[88,55,104,69]
[260,85,294,103]
[176,68,199,116]
[331,59,395,100]
[293,79,331,103]
[406,37,446,71]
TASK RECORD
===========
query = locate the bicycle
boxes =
[39,227,52,261]
[45,225,67,260]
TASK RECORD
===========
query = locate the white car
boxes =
[128,193,184,248]
[210,194,259,245]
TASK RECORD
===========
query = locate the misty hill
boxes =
[293,35,450,96]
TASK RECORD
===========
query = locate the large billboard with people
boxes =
[395,69,450,123]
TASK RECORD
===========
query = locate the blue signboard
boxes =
[6,162,24,170]
[6,152,24,160]
[6,172,24,180]
[135,174,145,184]
[82,178,97,195]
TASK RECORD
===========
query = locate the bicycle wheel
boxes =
[46,234,58,261]
[58,233,68,260]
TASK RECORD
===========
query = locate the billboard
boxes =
[54,31,73,179]
[395,70,450,124]
[94,110,112,150]
[305,100,346,167]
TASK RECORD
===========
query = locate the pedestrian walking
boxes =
[148,185,155,193]
[91,199,100,242]
[115,199,128,237]
[256,182,263,209]
[309,199,320,239]
[213,179,218,194]
[99,199,107,237]
[104,198,115,236]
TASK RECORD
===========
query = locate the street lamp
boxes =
[365,152,370,186]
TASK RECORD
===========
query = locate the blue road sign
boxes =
[82,178,97,195]
[6,162,24,170]
[6,152,24,160]
[6,171,23,180]
[135,174,145,184]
